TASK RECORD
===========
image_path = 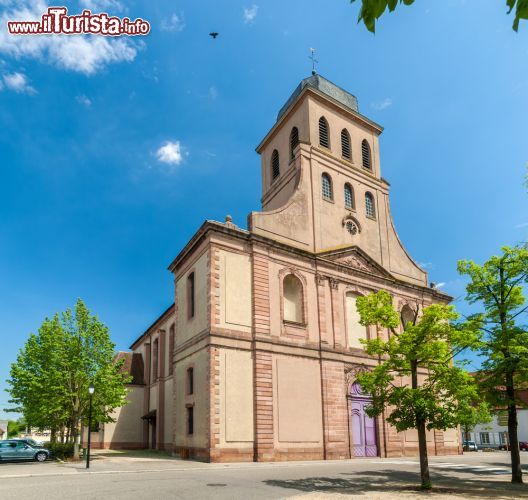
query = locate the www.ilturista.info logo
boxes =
[7,7,150,36]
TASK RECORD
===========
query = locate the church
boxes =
[87,74,462,461]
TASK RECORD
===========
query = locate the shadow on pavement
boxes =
[90,449,175,461]
[0,460,52,466]
[264,469,528,498]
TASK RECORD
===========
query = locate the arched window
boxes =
[341,129,351,160]
[361,139,372,170]
[345,293,368,349]
[283,274,304,323]
[401,305,416,329]
[322,173,333,201]
[344,183,354,209]
[290,127,299,160]
[319,116,330,149]
[271,149,280,181]
[187,272,195,319]
[365,192,375,218]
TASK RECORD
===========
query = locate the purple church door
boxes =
[349,382,378,457]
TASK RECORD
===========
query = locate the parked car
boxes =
[0,439,50,462]
[10,438,44,448]
[463,440,479,451]
[498,442,528,451]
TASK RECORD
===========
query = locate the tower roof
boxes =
[277,74,359,121]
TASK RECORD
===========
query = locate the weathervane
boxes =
[309,48,318,75]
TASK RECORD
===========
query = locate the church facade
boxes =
[89,75,462,461]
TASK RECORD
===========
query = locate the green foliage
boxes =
[356,291,486,432]
[6,299,131,442]
[7,419,26,438]
[458,246,528,401]
[350,0,528,32]
[44,441,75,460]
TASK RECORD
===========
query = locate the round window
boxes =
[346,221,358,235]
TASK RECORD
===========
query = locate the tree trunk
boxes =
[507,373,523,483]
[411,359,431,489]
[417,419,431,489]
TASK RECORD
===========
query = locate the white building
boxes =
[0,421,8,440]
[468,409,528,448]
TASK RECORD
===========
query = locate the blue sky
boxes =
[0,0,527,419]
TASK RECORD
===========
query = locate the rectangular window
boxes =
[187,406,194,435]
[187,272,195,319]
[187,367,194,395]
[480,432,490,445]
[168,324,175,376]
[153,338,159,382]
[499,432,509,445]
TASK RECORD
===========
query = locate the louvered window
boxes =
[271,149,280,181]
[344,183,354,209]
[365,192,375,218]
[290,127,299,160]
[341,129,351,160]
[319,117,329,149]
[361,139,372,170]
[322,173,333,201]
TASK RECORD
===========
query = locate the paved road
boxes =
[1,451,527,499]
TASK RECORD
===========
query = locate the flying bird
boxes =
[209,32,219,39]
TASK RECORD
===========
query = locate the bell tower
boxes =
[248,74,427,286]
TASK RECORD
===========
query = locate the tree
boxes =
[7,419,26,438]
[350,1,528,33]
[460,405,492,451]
[7,299,131,456]
[458,246,528,484]
[355,290,487,489]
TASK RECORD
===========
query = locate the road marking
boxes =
[0,458,515,480]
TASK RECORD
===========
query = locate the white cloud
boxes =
[208,86,218,100]
[161,13,185,32]
[3,71,36,94]
[243,5,259,24]
[371,97,393,111]
[76,94,92,106]
[78,0,124,12]
[0,1,139,75]
[418,262,435,270]
[515,222,528,229]
[434,282,446,289]
[156,141,184,167]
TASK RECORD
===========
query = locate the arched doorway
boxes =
[348,382,378,457]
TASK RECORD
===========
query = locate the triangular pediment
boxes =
[317,246,394,279]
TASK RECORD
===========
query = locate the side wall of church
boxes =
[173,347,210,458]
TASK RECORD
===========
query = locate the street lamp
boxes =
[86,384,95,469]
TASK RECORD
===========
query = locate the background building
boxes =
[89,75,461,461]
[467,387,528,449]
[0,421,7,440]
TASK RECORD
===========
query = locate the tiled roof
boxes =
[114,351,145,385]
[277,74,359,121]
